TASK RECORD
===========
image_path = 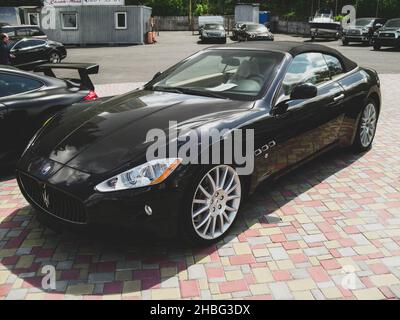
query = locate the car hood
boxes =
[379,27,400,32]
[28,90,253,175]
[247,31,272,36]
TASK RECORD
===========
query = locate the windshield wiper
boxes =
[151,86,228,100]
[150,86,184,94]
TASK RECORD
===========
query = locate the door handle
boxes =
[0,104,7,119]
[333,94,345,102]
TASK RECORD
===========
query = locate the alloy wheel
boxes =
[360,103,377,148]
[50,52,60,63]
[191,165,241,240]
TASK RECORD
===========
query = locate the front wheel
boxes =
[342,38,349,46]
[352,100,378,152]
[373,44,381,50]
[180,165,242,244]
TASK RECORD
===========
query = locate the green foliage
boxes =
[283,11,296,20]
[334,15,344,22]
[194,3,209,16]
[4,0,400,19]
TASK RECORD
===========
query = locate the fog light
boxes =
[144,205,152,216]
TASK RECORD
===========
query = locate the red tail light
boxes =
[84,90,98,101]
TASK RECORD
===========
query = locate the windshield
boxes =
[204,24,224,30]
[385,19,400,28]
[355,18,373,27]
[149,50,283,101]
[247,24,268,32]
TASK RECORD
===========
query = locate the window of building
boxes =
[28,12,39,26]
[61,12,78,30]
[115,12,127,29]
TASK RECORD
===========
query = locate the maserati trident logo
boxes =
[41,163,52,176]
[42,184,50,208]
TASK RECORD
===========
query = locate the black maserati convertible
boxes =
[0,63,98,166]
[17,42,381,244]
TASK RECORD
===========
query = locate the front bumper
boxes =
[374,36,400,47]
[247,35,274,41]
[16,157,192,238]
[343,35,370,42]
[200,35,226,42]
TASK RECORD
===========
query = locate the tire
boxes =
[373,44,381,50]
[352,99,378,153]
[311,36,315,41]
[221,38,227,44]
[49,51,61,63]
[342,38,349,46]
[179,165,243,245]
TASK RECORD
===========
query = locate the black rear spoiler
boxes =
[34,63,99,91]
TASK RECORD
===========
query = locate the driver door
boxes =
[271,52,344,169]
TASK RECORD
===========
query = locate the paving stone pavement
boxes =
[0,75,399,300]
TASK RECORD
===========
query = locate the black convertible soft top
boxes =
[216,41,358,73]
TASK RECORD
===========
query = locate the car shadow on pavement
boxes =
[0,147,366,298]
[0,166,15,182]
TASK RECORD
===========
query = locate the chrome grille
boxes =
[19,172,87,224]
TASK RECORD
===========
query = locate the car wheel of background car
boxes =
[180,165,242,244]
[342,38,349,46]
[352,99,378,152]
[49,52,61,63]
[373,44,381,50]
[222,38,227,44]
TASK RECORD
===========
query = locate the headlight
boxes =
[95,158,182,192]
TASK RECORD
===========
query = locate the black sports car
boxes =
[236,23,274,42]
[9,38,67,70]
[17,42,381,244]
[0,63,99,165]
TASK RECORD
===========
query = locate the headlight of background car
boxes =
[95,158,182,192]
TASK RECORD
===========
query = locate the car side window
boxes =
[280,52,331,97]
[323,54,344,79]
[13,39,44,50]
[29,28,45,36]
[0,73,43,98]
[16,28,30,37]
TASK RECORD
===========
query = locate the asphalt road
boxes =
[64,31,400,85]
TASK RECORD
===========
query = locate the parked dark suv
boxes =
[373,18,400,50]
[0,25,47,40]
[342,18,386,45]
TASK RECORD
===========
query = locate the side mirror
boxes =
[290,83,317,100]
[272,83,317,116]
[152,71,162,80]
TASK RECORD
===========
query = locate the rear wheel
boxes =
[49,51,61,63]
[373,44,381,50]
[352,100,378,152]
[180,165,242,245]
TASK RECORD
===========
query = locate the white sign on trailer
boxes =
[44,0,125,5]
